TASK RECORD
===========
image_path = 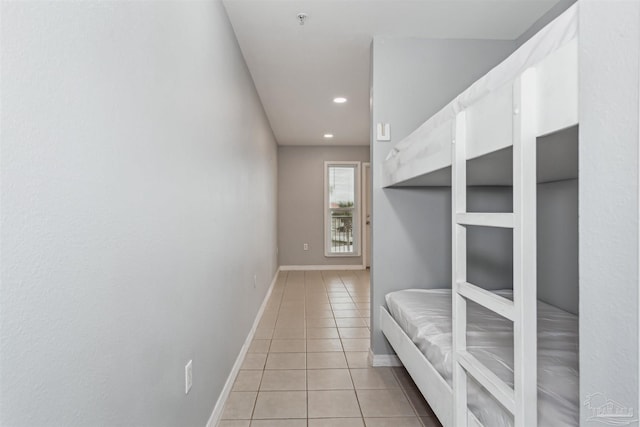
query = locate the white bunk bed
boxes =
[382,5,578,188]
[379,5,579,427]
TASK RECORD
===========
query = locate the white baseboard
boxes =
[369,350,403,367]
[279,265,364,271]
[206,267,281,427]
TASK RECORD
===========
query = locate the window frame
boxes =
[324,161,361,257]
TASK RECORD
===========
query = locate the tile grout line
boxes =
[305,270,310,424]
[340,270,368,427]
[222,269,375,426]
[248,272,283,423]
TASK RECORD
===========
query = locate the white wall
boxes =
[370,37,517,355]
[278,145,370,267]
[579,1,640,423]
[0,2,278,426]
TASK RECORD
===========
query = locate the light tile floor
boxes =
[218,270,443,427]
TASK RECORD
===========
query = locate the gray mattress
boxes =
[385,288,579,427]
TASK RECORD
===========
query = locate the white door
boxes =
[362,163,371,268]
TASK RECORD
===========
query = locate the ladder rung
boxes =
[457,350,516,414]
[457,282,515,321]
[456,213,514,228]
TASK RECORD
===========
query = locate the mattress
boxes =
[384,4,578,175]
[385,289,579,427]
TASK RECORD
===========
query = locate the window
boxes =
[324,162,360,257]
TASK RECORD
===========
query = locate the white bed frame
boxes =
[382,6,578,188]
[379,5,579,427]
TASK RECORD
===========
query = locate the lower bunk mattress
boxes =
[385,289,578,427]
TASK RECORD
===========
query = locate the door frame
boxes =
[361,162,371,269]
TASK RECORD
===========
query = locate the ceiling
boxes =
[223,0,561,146]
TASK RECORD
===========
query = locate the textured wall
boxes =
[278,145,370,267]
[0,2,278,426]
[579,2,640,424]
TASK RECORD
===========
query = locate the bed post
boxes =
[512,68,538,427]
[452,111,468,427]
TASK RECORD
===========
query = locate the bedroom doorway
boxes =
[362,162,371,269]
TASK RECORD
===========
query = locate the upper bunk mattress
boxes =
[385,288,578,427]
[382,4,578,187]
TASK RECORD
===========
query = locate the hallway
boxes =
[218,270,442,427]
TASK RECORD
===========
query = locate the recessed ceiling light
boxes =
[323,133,334,139]
[333,97,347,104]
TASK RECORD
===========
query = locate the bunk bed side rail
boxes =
[466,82,514,159]
[379,306,453,426]
[382,118,452,187]
[536,38,578,136]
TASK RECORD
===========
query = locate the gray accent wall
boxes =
[278,145,370,266]
[515,0,577,48]
[370,37,517,355]
[466,188,514,291]
[537,179,578,315]
[579,2,639,423]
[1,2,278,426]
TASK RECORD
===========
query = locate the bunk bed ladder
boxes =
[452,68,538,427]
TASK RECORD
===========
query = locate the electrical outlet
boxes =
[303,243,309,251]
[185,360,193,394]
[253,274,257,288]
